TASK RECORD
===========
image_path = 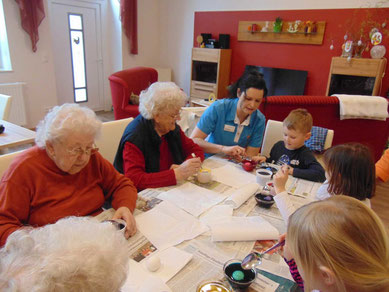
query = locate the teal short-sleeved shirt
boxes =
[196,98,265,153]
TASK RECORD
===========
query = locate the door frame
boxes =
[48,0,106,110]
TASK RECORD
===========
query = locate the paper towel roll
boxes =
[210,216,279,242]
[224,183,259,209]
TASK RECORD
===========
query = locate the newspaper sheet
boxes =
[167,241,279,292]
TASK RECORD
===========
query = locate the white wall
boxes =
[121,0,160,69]
[0,0,122,128]
[0,0,57,128]
[156,0,389,95]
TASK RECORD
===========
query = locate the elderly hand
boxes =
[112,207,137,238]
[174,157,202,181]
[221,145,246,159]
[273,166,289,194]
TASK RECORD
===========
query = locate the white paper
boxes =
[209,216,279,242]
[224,183,260,209]
[157,182,226,217]
[141,247,193,283]
[121,259,172,292]
[211,164,257,188]
[135,201,208,250]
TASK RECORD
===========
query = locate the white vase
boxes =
[370,45,386,59]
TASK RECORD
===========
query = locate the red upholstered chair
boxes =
[108,67,158,119]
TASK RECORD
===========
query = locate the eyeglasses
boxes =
[168,110,182,120]
[66,144,99,157]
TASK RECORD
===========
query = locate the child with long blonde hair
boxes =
[283,196,389,292]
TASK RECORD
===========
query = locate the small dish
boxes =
[255,192,275,208]
[241,159,257,172]
[223,259,256,290]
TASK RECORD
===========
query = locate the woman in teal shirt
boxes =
[191,71,267,160]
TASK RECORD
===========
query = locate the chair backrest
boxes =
[0,150,24,179]
[0,94,12,121]
[96,118,133,164]
[260,119,334,157]
[178,106,207,136]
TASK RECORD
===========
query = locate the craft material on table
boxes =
[209,216,279,242]
[212,164,257,188]
[135,200,208,250]
[224,183,260,209]
[157,182,226,217]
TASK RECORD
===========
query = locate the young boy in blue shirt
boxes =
[255,108,325,182]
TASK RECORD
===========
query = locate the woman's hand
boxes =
[251,155,267,163]
[273,165,289,194]
[174,157,202,181]
[221,145,246,159]
[112,206,137,239]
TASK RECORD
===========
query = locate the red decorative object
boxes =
[120,0,138,55]
[15,0,45,52]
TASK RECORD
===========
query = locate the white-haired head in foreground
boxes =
[35,103,102,148]
[0,217,129,292]
[139,82,187,119]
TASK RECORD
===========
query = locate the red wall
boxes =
[194,8,389,97]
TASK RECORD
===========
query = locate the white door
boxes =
[49,0,104,110]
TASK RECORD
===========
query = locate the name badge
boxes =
[224,124,235,132]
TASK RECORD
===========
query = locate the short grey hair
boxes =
[139,82,187,119]
[35,103,102,148]
[0,217,129,292]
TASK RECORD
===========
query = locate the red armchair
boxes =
[108,67,158,119]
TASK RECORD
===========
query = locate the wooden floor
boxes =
[372,179,389,234]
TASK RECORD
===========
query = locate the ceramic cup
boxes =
[197,169,212,184]
[256,169,273,186]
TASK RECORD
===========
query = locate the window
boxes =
[68,13,88,103]
[0,0,11,71]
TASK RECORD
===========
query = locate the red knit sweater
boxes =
[0,146,137,246]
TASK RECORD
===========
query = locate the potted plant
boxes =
[273,17,283,32]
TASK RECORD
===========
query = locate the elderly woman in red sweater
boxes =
[0,104,138,246]
[114,82,204,190]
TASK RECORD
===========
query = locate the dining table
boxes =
[97,155,321,292]
[0,119,36,150]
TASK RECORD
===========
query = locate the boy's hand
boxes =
[286,165,294,175]
[251,155,267,163]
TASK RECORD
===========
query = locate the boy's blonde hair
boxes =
[283,108,312,134]
[287,196,389,292]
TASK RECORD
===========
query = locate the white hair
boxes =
[138,82,187,119]
[0,217,129,292]
[35,103,102,148]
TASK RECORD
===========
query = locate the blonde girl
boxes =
[284,196,389,292]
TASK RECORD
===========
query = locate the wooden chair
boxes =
[96,118,133,164]
[0,150,24,179]
[0,94,12,121]
[261,119,334,157]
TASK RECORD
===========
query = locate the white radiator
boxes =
[0,82,27,126]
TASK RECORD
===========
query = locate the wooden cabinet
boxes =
[190,48,232,101]
[326,57,387,96]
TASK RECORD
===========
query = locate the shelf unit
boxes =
[238,21,326,45]
[326,57,387,96]
[190,48,232,102]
